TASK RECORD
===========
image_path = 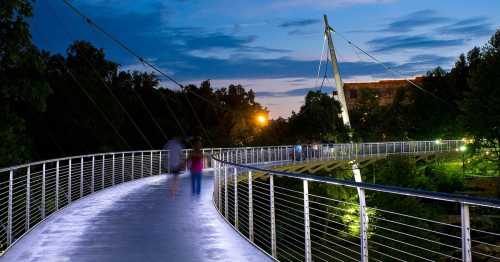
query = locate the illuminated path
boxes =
[1,172,271,262]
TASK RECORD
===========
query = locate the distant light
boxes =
[255,113,269,127]
[459,145,467,152]
[435,139,442,145]
[461,137,475,144]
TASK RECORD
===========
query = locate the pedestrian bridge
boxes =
[1,140,500,261]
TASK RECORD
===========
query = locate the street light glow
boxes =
[459,145,467,152]
[255,113,268,127]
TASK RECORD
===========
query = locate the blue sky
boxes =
[30,0,500,118]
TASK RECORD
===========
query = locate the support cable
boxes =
[60,0,231,114]
[31,19,131,150]
[315,35,327,89]
[46,0,154,148]
[60,0,233,145]
[329,28,453,107]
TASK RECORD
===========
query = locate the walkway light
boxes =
[459,145,467,152]
[435,139,442,145]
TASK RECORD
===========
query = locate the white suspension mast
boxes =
[323,14,369,262]
[323,15,351,127]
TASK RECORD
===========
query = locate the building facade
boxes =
[334,77,423,109]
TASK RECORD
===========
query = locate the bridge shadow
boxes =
[1,172,272,262]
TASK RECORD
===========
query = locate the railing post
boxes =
[42,163,46,219]
[122,153,125,183]
[218,162,222,210]
[112,154,115,186]
[150,151,153,176]
[303,180,312,262]
[101,155,105,189]
[131,153,135,180]
[234,168,238,229]
[91,156,95,193]
[224,166,228,218]
[68,159,72,203]
[360,189,369,262]
[26,166,31,232]
[306,145,309,160]
[248,171,254,242]
[461,203,472,262]
[55,160,59,210]
[270,175,277,258]
[159,151,162,175]
[80,157,83,198]
[7,170,13,246]
[185,150,188,172]
[141,152,144,178]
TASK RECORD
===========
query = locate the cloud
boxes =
[39,0,457,89]
[393,54,455,74]
[280,18,320,28]
[288,29,318,36]
[382,9,450,32]
[256,86,334,97]
[437,17,494,37]
[368,35,465,52]
[271,0,394,9]
[410,54,454,64]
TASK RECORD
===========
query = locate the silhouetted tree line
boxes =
[2,1,500,168]
[347,29,500,168]
[1,1,272,167]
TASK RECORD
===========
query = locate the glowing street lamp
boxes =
[459,145,467,152]
[255,113,269,127]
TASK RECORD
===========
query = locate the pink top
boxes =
[190,155,203,173]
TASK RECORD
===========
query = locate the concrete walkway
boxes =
[1,172,272,262]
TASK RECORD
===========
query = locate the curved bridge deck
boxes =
[1,172,272,262]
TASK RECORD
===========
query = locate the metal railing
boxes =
[212,140,500,262]
[0,150,166,255]
[0,140,468,257]
[0,144,336,255]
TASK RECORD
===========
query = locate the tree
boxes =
[0,0,51,166]
[459,30,500,195]
[289,91,348,142]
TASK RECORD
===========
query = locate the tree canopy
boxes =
[2,0,500,168]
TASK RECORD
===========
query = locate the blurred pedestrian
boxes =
[166,138,184,198]
[294,141,303,161]
[189,137,204,195]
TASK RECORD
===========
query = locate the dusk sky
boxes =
[30,0,500,118]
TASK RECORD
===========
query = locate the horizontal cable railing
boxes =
[0,150,166,255]
[212,140,500,262]
[0,140,463,256]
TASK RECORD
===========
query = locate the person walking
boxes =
[165,138,184,198]
[189,138,204,195]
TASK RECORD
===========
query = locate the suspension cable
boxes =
[315,35,327,89]
[60,0,183,88]
[31,19,132,150]
[59,0,238,145]
[45,0,155,148]
[329,28,453,107]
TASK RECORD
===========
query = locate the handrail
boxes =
[211,140,499,262]
[213,156,500,209]
[0,140,467,258]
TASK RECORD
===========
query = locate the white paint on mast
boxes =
[323,15,351,127]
